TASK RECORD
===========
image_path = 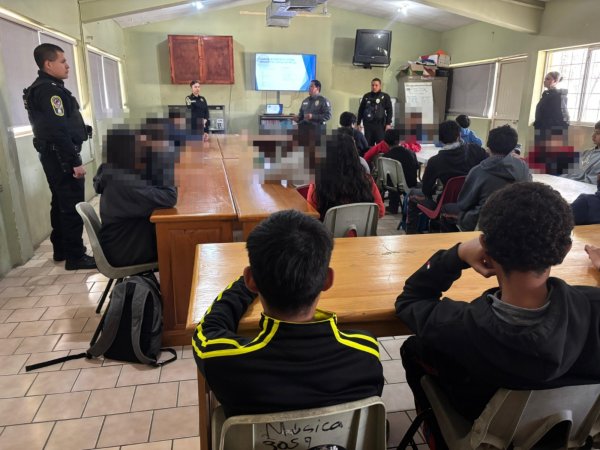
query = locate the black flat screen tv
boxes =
[352,29,392,67]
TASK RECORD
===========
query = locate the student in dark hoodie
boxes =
[453,125,531,231]
[405,120,487,234]
[397,182,600,449]
[93,126,178,267]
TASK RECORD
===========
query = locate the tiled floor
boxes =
[0,198,428,449]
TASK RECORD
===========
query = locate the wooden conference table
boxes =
[189,225,600,449]
[150,135,318,345]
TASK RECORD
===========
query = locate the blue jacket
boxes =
[460,127,483,146]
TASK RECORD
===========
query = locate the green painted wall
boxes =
[122,2,441,133]
[440,0,600,150]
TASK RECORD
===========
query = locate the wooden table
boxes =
[150,136,318,345]
[189,225,600,449]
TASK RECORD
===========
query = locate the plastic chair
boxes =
[296,184,310,200]
[75,202,158,313]
[377,157,410,230]
[212,396,387,450]
[397,376,600,450]
[323,203,379,237]
[417,176,466,231]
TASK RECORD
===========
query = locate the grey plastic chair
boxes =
[377,157,408,196]
[398,375,600,450]
[323,203,379,237]
[75,202,158,313]
[212,396,387,450]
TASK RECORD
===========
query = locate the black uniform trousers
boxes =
[39,151,86,260]
[364,121,386,146]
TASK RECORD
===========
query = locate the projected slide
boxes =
[255,53,316,91]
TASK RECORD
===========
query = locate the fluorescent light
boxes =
[194,1,204,10]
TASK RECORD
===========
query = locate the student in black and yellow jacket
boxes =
[192,210,384,417]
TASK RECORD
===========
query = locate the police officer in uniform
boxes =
[185,80,209,141]
[23,43,96,270]
[357,77,393,146]
[293,79,332,125]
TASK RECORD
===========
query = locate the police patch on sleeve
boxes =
[185,97,192,106]
[50,96,64,116]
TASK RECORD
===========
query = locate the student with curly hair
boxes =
[307,133,385,219]
[396,182,600,449]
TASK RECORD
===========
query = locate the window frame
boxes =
[86,45,126,121]
[545,43,600,126]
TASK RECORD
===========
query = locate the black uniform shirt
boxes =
[25,71,87,167]
[357,91,393,126]
[185,94,210,132]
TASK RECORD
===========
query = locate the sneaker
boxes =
[65,254,97,271]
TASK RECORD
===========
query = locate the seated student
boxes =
[396,182,600,449]
[384,144,419,215]
[456,114,483,146]
[339,111,369,156]
[363,128,422,164]
[307,133,385,219]
[449,125,531,231]
[93,127,178,267]
[563,121,600,184]
[405,120,487,234]
[336,126,371,174]
[192,210,384,417]
[527,128,577,175]
[571,174,600,225]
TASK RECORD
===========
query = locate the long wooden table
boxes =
[150,135,318,345]
[189,225,600,449]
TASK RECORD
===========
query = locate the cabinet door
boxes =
[200,36,234,84]
[168,35,201,84]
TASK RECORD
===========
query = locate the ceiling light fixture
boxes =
[194,1,204,10]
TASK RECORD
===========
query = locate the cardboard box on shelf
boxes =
[428,53,451,68]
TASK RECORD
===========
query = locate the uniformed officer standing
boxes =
[185,80,210,141]
[357,78,393,146]
[293,79,332,125]
[23,43,96,270]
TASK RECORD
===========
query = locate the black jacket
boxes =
[386,145,419,188]
[421,143,488,198]
[396,245,600,419]
[457,154,532,231]
[185,94,210,132]
[24,71,88,167]
[534,88,569,129]
[572,191,600,225]
[357,91,393,126]
[193,278,384,417]
[93,165,177,266]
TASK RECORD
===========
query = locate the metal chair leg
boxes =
[96,278,114,314]
[396,409,432,450]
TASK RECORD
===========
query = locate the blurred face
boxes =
[543,73,558,89]
[191,83,201,96]
[44,51,69,80]
[308,82,319,96]
[593,128,600,147]
[371,80,381,93]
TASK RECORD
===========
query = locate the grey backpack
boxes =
[26,274,177,371]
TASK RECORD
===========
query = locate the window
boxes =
[87,49,124,120]
[447,63,496,118]
[546,45,600,124]
[0,16,79,130]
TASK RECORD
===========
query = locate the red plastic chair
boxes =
[417,176,466,221]
[296,184,310,200]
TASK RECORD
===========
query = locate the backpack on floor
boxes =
[26,274,177,371]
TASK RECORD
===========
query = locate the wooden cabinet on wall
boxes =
[168,35,234,84]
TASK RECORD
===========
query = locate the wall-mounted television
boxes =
[352,29,392,67]
[255,53,317,91]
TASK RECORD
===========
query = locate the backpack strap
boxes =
[130,278,178,367]
[25,352,88,372]
[87,281,128,358]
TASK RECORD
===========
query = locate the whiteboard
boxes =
[405,82,434,124]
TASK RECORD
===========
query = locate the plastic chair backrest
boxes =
[213,396,387,450]
[296,184,310,200]
[421,375,600,450]
[323,203,379,237]
[417,176,466,220]
[75,202,111,273]
[378,157,408,193]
